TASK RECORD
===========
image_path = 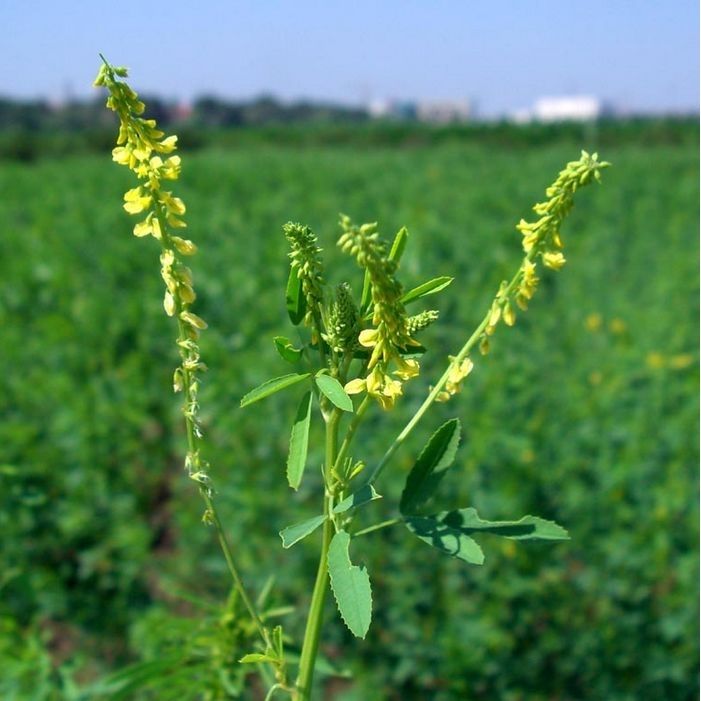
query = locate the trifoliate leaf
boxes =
[400,418,461,515]
[240,373,311,407]
[328,531,372,638]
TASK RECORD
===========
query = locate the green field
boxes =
[1,126,698,700]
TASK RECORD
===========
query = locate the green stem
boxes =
[333,394,372,476]
[295,411,340,699]
[295,516,333,700]
[354,518,400,537]
[203,493,270,646]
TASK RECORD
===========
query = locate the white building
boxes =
[532,96,604,122]
[416,99,472,124]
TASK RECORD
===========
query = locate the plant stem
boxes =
[333,394,372,476]
[203,493,271,647]
[354,518,400,537]
[295,410,340,699]
[295,515,333,700]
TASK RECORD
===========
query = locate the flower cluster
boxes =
[283,222,325,329]
[94,59,209,489]
[475,151,609,358]
[323,283,360,355]
[407,310,439,335]
[435,356,474,403]
[338,216,421,409]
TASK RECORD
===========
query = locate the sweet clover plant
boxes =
[94,58,609,700]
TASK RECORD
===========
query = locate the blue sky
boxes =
[2,0,698,115]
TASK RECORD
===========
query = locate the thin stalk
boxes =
[295,411,340,699]
[365,248,537,486]
[333,394,372,476]
[354,518,400,538]
[203,493,270,646]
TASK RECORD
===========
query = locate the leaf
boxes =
[327,530,372,638]
[315,374,354,412]
[274,336,302,364]
[285,267,306,326]
[286,391,312,489]
[398,342,427,359]
[389,226,408,263]
[404,508,568,566]
[333,484,382,514]
[400,276,454,305]
[400,418,461,515]
[439,508,570,541]
[404,515,484,565]
[279,514,327,549]
[239,652,278,664]
[240,373,311,407]
[360,269,372,315]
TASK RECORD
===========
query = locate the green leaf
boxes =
[389,226,408,263]
[239,652,278,664]
[400,418,461,515]
[404,515,484,565]
[285,267,306,326]
[315,373,354,412]
[279,514,327,548]
[274,336,302,364]
[327,530,372,638]
[359,269,372,315]
[439,508,570,541]
[404,508,568,566]
[401,276,454,305]
[240,373,311,407]
[286,391,312,489]
[333,484,382,514]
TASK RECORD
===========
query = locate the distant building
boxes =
[416,99,472,124]
[368,99,417,120]
[532,96,605,122]
[368,98,472,123]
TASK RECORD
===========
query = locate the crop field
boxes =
[0,125,698,700]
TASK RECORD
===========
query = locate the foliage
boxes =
[0,108,697,700]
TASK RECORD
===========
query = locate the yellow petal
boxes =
[358,328,379,347]
[180,311,207,330]
[344,378,367,395]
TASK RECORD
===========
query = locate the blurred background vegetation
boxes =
[0,116,698,700]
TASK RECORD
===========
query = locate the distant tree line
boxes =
[0,94,369,132]
[0,94,696,162]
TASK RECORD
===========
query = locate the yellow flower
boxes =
[646,352,665,369]
[502,302,516,327]
[609,318,626,335]
[542,251,566,270]
[670,353,694,369]
[123,186,152,214]
[585,313,602,332]
[358,328,379,348]
[448,357,474,385]
[344,378,366,395]
[180,311,208,330]
[394,357,419,380]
